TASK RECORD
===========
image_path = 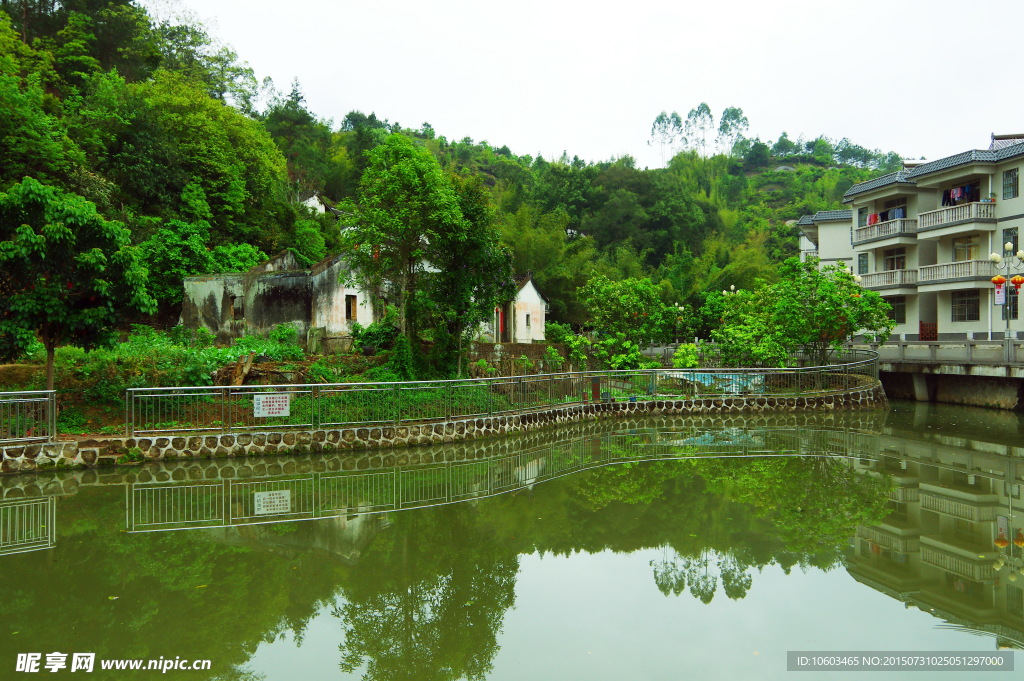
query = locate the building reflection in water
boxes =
[849,401,1024,649]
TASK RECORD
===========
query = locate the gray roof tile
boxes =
[796,214,815,226]
[903,142,1024,179]
[842,171,916,201]
[812,209,853,222]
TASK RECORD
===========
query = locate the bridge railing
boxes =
[125,350,878,437]
[0,390,56,446]
[856,338,1024,364]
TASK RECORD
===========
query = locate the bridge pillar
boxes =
[912,373,929,402]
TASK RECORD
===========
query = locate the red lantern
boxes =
[996,529,1010,549]
[1012,275,1024,292]
[1015,529,1024,548]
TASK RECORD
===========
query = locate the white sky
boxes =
[154,0,1024,169]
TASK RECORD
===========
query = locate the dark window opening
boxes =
[885,296,906,324]
[345,295,357,321]
[951,290,980,322]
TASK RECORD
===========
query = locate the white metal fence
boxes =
[0,390,56,446]
[124,351,879,437]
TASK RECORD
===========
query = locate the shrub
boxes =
[543,345,564,372]
[672,343,700,369]
[545,321,571,344]
[352,305,399,351]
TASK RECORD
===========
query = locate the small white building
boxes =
[490,272,548,343]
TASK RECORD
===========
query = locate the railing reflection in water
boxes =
[125,425,881,533]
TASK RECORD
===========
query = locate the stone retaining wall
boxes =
[0,382,886,475]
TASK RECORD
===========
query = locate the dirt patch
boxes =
[0,363,41,388]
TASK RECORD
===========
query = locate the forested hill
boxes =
[0,2,901,327]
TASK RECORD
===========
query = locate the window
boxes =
[952,235,980,262]
[1010,584,1024,619]
[1003,287,1019,321]
[951,290,980,322]
[1004,167,1019,200]
[858,208,868,228]
[858,253,869,275]
[1004,226,1019,254]
[525,314,531,328]
[885,296,906,324]
[883,247,906,271]
[345,295,357,321]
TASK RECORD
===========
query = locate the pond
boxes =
[1,402,1022,680]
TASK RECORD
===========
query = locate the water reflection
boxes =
[1,405,1023,678]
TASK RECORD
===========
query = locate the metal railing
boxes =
[0,390,56,445]
[853,218,918,244]
[0,497,55,556]
[918,201,996,230]
[125,350,879,437]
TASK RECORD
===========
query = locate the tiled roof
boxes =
[903,142,1024,179]
[904,150,994,178]
[796,215,815,226]
[812,209,853,222]
[842,171,916,201]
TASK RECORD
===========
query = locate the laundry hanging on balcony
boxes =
[941,183,980,206]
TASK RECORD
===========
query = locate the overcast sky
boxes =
[152,0,1024,169]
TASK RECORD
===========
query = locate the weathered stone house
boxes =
[180,250,374,349]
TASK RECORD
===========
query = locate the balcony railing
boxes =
[920,543,997,582]
[918,202,996,231]
[857,526,920,554]
[920,491,997,522]
[889,486,920,503]
[918,259,997,283]
[854,218,918,244]
[801,249,818,262]
[859,269,918,289]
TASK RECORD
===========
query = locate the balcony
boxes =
[859,269,918,290]
[920,490,998,522]
[853,218,918,245]
[918,259,997,285]
[918,202,996,235]
[920,541,998,582]
[889,486,920,503]
[801,249,818,263]
[857,526,920,553]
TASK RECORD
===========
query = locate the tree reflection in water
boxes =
[330,451,893,677]
[0,437,894,681]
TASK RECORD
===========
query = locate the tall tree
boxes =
[341,134,466,337]
[425,173,514,376]
[716,106,748,156]
[648,110,683,167]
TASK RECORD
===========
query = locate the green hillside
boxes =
[0,1,900,351]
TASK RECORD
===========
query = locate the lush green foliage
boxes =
[713,258,895,366]
[0,177,155,387]
[0,3,905,376]
[672,343,699,368]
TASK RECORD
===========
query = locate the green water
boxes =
[2,402,1023,680]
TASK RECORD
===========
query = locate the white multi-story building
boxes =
[804,134,1024,340]
[797,210,856,270]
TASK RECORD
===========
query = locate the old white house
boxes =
[489,272,548,343]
